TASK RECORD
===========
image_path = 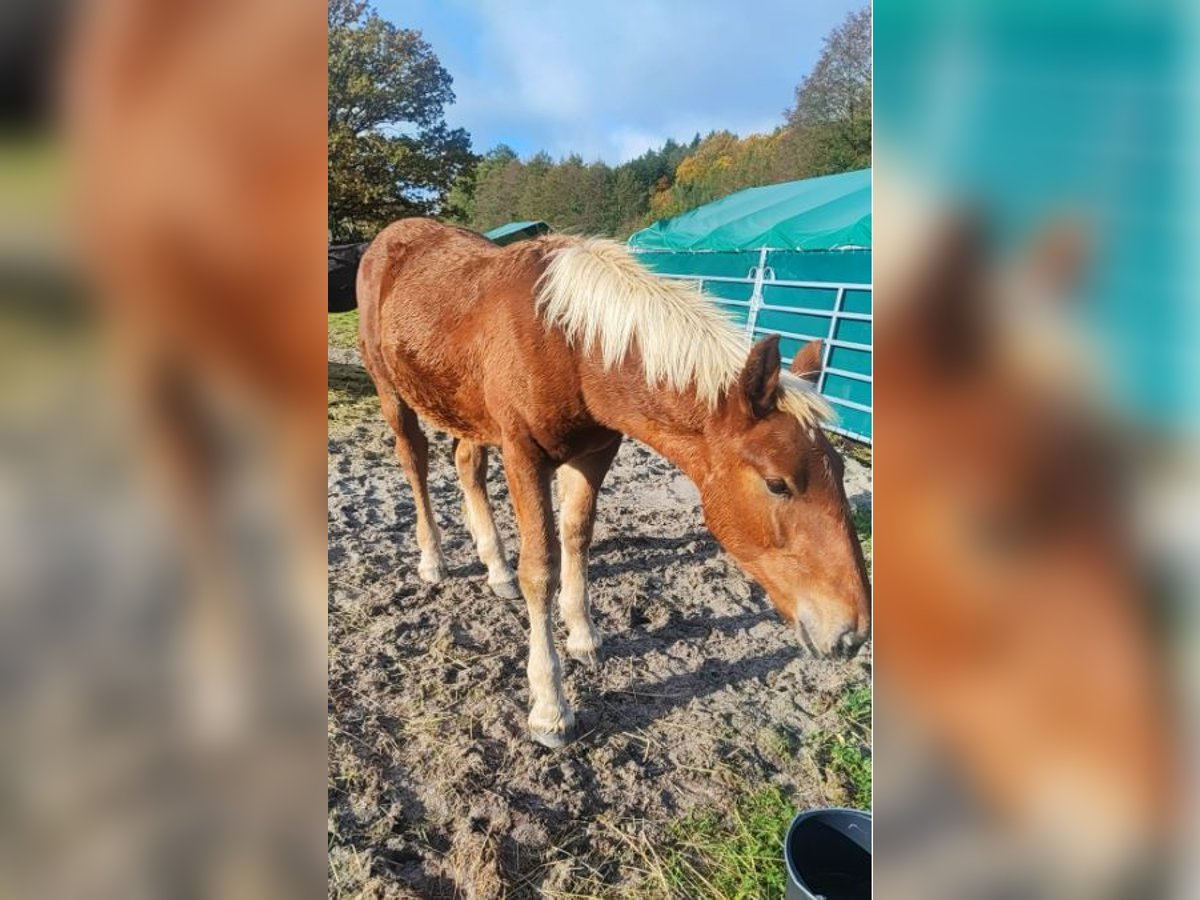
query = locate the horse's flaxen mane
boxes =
[535,236,830,426]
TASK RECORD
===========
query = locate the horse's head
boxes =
[698,335,870,657]
[874,210,1170,863]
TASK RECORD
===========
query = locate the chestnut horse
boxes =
[873,202,1172,884]
[357,219,870,747]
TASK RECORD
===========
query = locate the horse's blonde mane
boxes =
[535,237,830,426]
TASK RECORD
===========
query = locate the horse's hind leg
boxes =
[378,389,445,583]
[454,439,519,599]
[556,437,620,665]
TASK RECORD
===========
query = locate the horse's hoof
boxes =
[567,646,601,667]
[530,723,576,749]
[417,563,445,584]
[489,578,521,600]
[566,631,602,666]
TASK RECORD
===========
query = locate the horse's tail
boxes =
[353,219,456,381]
[354,229,392,372]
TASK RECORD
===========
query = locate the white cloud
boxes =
[611,128,676,164]
[433,0,858,162]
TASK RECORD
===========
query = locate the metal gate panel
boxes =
[633,249,872,443]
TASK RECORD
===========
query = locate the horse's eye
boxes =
[765,477,791,497]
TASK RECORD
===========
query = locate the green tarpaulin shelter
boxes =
[483,220,550,245]
[627,168,870,252]
[628,170,873,442]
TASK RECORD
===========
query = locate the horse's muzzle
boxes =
[795,608,868,658]
[831,626,867,658]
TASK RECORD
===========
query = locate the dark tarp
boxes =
[328,242,369,313]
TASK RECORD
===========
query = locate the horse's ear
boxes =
[913,210,989,372]
[1020,218,1089,302]
[790,339,823,383]
[739,334,782,418]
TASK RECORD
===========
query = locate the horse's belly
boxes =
[389,357,495,442]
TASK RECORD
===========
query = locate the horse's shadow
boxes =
[587,532,721,580]
[438,532,795,739]
[599,604,777,659]
[480,617,807,894]
[349,536,811,897]
[574,597,800,738]
[441,531,725,592]
[582,644,799,725]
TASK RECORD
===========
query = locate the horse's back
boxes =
[357,218,515,336]
[356,219,551,441]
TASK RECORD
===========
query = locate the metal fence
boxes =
[635,248,873,443]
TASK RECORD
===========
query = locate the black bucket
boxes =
[784,807,871,899]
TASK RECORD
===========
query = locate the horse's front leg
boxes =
[557,438,620,665]
[502,439,573,747]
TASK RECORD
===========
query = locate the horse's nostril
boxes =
[836,628,866,658]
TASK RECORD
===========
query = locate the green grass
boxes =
[0,136,66,215]
[838,684,871,731]
[329,309,360,350]
[662,785,796,899]
[328,310,379,431]
[656,686,871,897]
[808,685,872,809]
[328,358,378,429]
[851,505,872,575]
[829,433,872,468]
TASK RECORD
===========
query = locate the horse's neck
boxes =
[583,360,713,486]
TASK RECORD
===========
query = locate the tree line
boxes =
[329,3,869,242]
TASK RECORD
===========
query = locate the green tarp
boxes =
[483,220,550,245]
[627,168,871,252]
[629,169,873,443]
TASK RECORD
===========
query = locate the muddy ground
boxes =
[328,348,871,898]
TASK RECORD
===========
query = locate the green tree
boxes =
[516,151,554,222]
[328,0,475,240]
[581,161,618,235]
[447,144,516,226]
[612,166,647,236]
[459,133,717,238]
[469,146,525,230]
[783,6,871,175]
[635,7,871,225]
[538,154,587,230]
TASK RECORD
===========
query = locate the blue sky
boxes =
[376,0,863,164]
